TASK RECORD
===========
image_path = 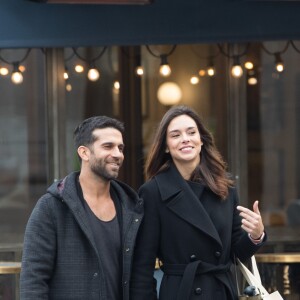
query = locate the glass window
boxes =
[0,48,47,247]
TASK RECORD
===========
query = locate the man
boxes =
[20,116,144,300]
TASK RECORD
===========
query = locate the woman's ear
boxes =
[165,148,169,153]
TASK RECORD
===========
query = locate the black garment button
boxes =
[190,254,197,261]
[215,251,221,258]
[194,287,202,295]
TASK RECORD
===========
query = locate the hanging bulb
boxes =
[231,56,243,78]
[198,69,206,77]
[135,65,144,76]
[19,65,26,72]
[11,62,23,84]
[244,60,254,70]
[207,59,216,77]
[113,80,120,95]
[66,82,72,92]
[248,71,257,85]
[64,67,69,80]
[159,55,171,77]
[274,53,284,73]
[190,76,199,85]
[114,81,120,90]
[207,66,216,77]
[87,64,100,81]
[75,64,84,73]
[0,66,9,76]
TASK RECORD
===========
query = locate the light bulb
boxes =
[11,71,23,84]
[207,66,215,77]
[244,61,254,70]
[11,62,23,84]
[159,54,171,77]
[157,82,182,106]
[159,64,171,77]
[66,83,72,92]
[64,70,69,80]
[231,65,243,78]
[0,67,9,76]
[248,77,258,85]
[231,56,243,78]
[135,66,144,76]
[88,68,100,81]
[274,53,284,73]
[114,81,120,90]
[19,65,26,72]
[198,69,206,77]
[190,76,199,85]
[75,64,84,73]
[276,63,284,73]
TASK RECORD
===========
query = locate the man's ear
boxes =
[77,146,90,161]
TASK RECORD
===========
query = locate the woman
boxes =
[130,105,266,299]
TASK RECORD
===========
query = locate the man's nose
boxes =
[112,147,123,157]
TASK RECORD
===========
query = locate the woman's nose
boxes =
[182,133,190,142]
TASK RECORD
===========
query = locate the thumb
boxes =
[253,200,260,215]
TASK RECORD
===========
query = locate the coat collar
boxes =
[155,163,222,246]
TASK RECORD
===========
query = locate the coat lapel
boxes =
[155,164,222,247]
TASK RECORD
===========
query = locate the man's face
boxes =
[88,128,124,180]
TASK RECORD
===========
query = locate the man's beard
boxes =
[90,158,121,181]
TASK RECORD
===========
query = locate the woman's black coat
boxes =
[130,163,266,300]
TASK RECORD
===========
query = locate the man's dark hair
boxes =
[74,116,124,150]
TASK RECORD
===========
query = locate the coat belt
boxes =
[161,260,231,300]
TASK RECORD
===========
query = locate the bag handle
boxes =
[237,257,269,298]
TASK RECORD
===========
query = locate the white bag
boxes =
[237,256,284,300]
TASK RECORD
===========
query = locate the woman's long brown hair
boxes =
[145,105,234,200]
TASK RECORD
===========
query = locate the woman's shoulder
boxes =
[138,177,158,193]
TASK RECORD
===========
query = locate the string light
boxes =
[247,70,258,85]
[146,45,176,77]
[1,41,299,87]
[66,82,72,92]
[207,59,216,77]
[207,65,216,77]
[190,76,199,85]
[75,64,84,73]
[135,65,144,76]
[274,52,284,72]
[198,69,206,77]
[64,67,69,80]
[0,48,31,84]
[159,54,172,77]
[0,66,9,76]
[231,56,243,78]
[73,47,107,82]
[244,60,254,70]
[11,62,23,84]
[261,41,289,74]
[87,64,100,81]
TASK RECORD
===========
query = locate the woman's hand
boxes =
[237,200,264,240]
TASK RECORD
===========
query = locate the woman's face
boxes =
[166,114,203,169]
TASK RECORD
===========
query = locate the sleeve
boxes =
[230,188,267,262]
[130,181,160,300]
[20,195,57,300]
